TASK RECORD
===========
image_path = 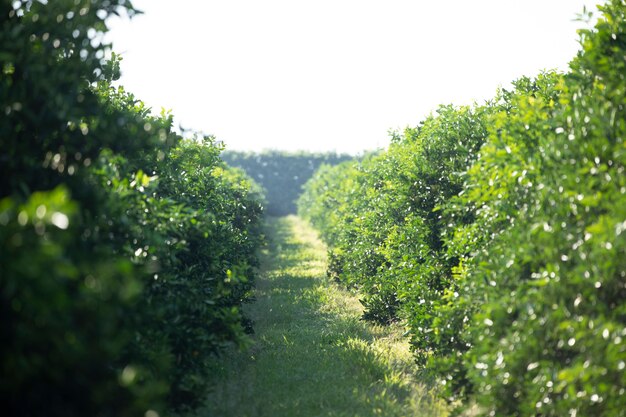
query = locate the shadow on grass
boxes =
[199,216,447,417]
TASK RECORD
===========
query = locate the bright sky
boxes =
[106,0,601,154]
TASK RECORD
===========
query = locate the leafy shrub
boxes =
[300,104,490,327]
[461,2,626,415]
[299,2,626,415]
[1,2,265,416]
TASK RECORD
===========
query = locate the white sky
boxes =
[106,0,601,154]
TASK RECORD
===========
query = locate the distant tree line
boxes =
[221,150,353,216]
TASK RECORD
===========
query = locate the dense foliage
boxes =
[1,2,264,416]
[222,150,352,215]
[299,2,626,415]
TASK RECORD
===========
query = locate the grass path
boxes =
[199,216,448,417]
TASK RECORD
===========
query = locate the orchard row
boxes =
[299,2,626,415]
[1,2,264,416]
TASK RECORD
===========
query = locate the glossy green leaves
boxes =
[299,2,625,415]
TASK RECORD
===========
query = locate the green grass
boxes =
[197,216,449,417]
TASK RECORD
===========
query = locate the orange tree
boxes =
[460,2,626,415]
[1,2,264,416]
[299,1,625,415]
